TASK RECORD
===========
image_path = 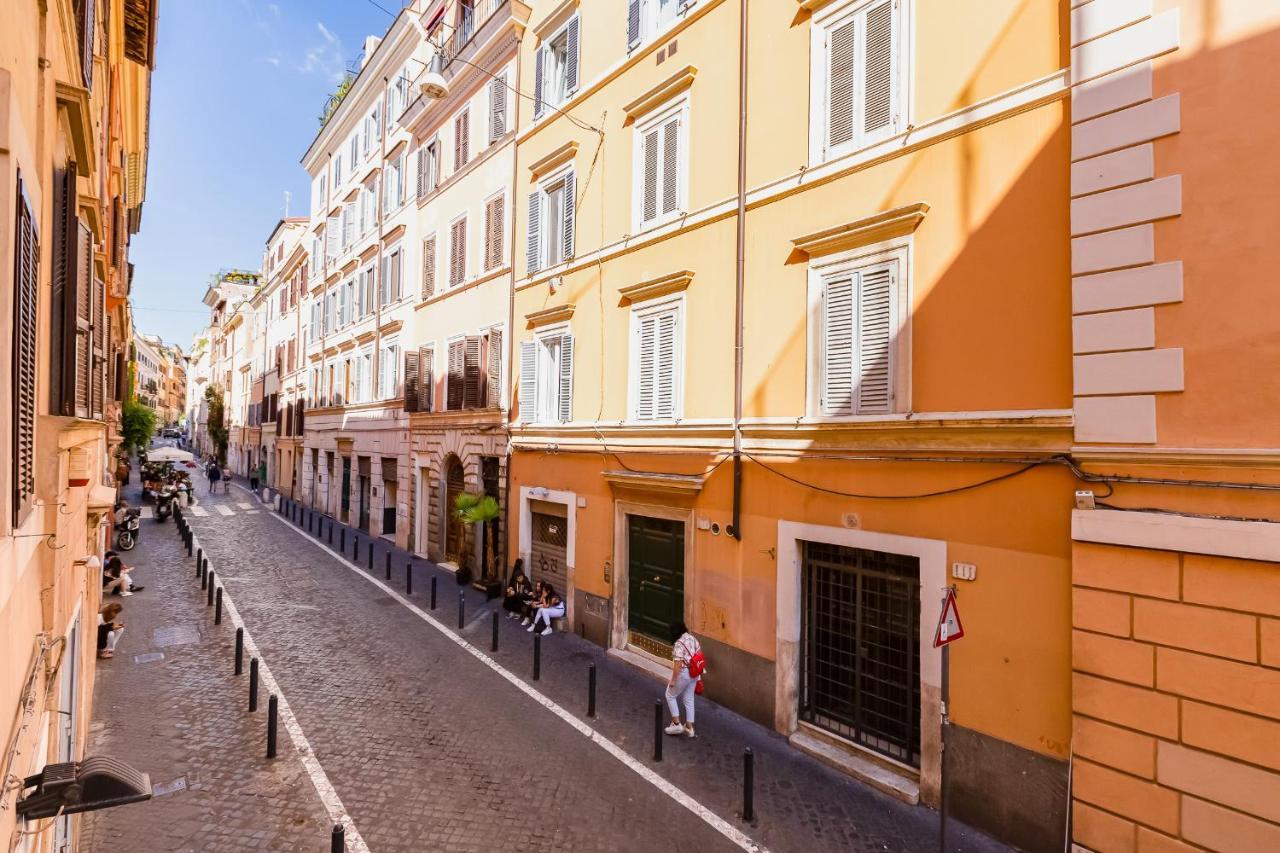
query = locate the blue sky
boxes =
[130,0,406,348]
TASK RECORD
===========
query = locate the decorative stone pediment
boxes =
[618,270,693,305]
[526,304,576,328]
[791,203,929,258]
[622,66,697,124]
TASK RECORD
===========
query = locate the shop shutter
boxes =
[557,334,574,423]
[403,349,420,412]
[447,339,465,410]
[821,275,855,416]
[856,266,894,413]
[489,75,507,141]
[565,16,580,93]
[518,341,537,422]
[562,170,575,259]
[526,192,542,274]
[862,0,895,137]
[13,173,39,524]
[463,335,482,409]
[418,346,434,412]
[421,235,436,299]
[486,327,502,408]
[826,20,856,150]
[627,0,641,49]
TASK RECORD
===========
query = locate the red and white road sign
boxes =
[933,587,965,647]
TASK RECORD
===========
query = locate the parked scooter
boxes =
[115,505,141,551]
[154,486,175,522]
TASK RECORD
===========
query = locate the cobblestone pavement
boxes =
[81,482,336,851]
[86,478,1011,852]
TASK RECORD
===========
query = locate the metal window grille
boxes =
[801,541,920,767]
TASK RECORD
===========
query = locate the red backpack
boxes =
[681,638,706,678]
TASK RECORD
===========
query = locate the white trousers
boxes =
[665,668,697,723]
[534,603,566,630]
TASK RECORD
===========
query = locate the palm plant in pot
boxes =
[453,491,500,589]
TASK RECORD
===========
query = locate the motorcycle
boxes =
[154,486,175,522]
[116,507,141,551]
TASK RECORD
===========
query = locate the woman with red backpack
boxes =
[664,620,705,738]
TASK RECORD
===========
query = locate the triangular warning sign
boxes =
[933,588,964,647]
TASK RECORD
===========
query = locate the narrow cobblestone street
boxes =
[81,479,1008,853]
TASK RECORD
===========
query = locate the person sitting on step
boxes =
[103,554,144,596]
[529,583,566,637]
[97,602,125,659]
[503,559,533,620]
[520,581,546,628]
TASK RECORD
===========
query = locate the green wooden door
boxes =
[627,515,685,645]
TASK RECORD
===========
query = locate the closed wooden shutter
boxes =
[636,315,656,419]
[855,265,894,413]
[391,249,402,300]
[562,170,575,259]
[13,173,39,524]
[454,110,469,170]
[526,192,542,274]
[533,47,545,118]
[447,339,465,410]
[403,349,420,412]
[642,129,659,224]
[565,16,580,93]
[450,219,466,286]
[418,346,433,412]
[557,333,574,423]
[627,0,641,49]
[75,222,93,417]
[416,147,427,198]
[826,20,856,150]
[92,277,105,418]
[463,335,482,409]
[862,0,895,137]
[519,341,537,422]
[486,328,502,408]
[489,75,507,141]
[821,275,855,415]
[485,195,504,270]
[77,0,95,89]
[421,235,436,299]
[661,117,680,216]
[53,162,79,415]
[656,310,676,418]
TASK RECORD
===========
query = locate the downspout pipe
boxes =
[730,0,748,541]
[503,30,525,579]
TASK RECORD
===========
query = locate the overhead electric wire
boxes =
[743,451,1048,500]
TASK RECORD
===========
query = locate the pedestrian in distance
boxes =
[664,621,706,738]
[97,602,125,659]
[207,461,222,494]
[222,466,232,494]
[503,559,533,620]
[528,582,565,637]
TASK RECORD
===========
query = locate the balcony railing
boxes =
[443,0,508,67]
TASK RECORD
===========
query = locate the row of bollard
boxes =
[273,497,759,828]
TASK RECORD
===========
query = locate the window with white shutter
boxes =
[635,100,687,230]
[484,193,505,271]
[454,110,470,170]
[812,0,904,164]
[521,328,574,423]
[630,299,683,421]
[536,16,579,117]
[630,0,691,50]
[449,216,467,286]
[814,253,902,416]
[489,74,508,142]
[12,172,39,525]
[529,169,574,273]
[421,234,437,300]
[333,153,343,188]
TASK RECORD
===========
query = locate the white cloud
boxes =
[298,22,346,82]
[266,56,281,67]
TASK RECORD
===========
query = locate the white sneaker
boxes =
[120,591,134,597]
[684,725,697,738]
[664,723,685,736]
[540,627,553,636]
[521,618,531,627]
[526,624,536,633]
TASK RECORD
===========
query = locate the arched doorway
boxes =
[444,455,465,564]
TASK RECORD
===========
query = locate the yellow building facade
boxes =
[509,1,1072,847]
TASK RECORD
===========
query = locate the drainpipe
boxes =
[502,27,525,580]
[729,0,748,541]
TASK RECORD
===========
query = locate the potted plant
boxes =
[453,491,500,591]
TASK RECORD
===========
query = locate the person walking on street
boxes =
[207,461,222,494]
[664,621,704,738]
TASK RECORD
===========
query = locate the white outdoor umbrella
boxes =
[147,446,194,463]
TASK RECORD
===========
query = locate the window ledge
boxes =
[525,304,576,328]
[618,270,693,305]
[622,65,697,125]
[528,140,579,181]
[791,203,929,259]
[603,469,705,495]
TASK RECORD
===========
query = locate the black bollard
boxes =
[331,824,345,853]
[215,588,223,624]
[196,546,203,569]
[430,576,437,610]
[234,628,243,675]
[534,633,542,681]
[743,748,755,822]
[340,529,345,553]
[207,572,215,606]
[368,542,373,570]
[186,531,193,556]
[406,562,413,595]
[249,658,259,712]
[654,701,664,761]
[308,511,313,534]
[385,551,391,581]
[328,521,333,546]
[491,611,499,652]
[267,695,279,758]
[353,534,359,561]
[458,590,465,629]
[200,563,208,590]
[588,664,597,718]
